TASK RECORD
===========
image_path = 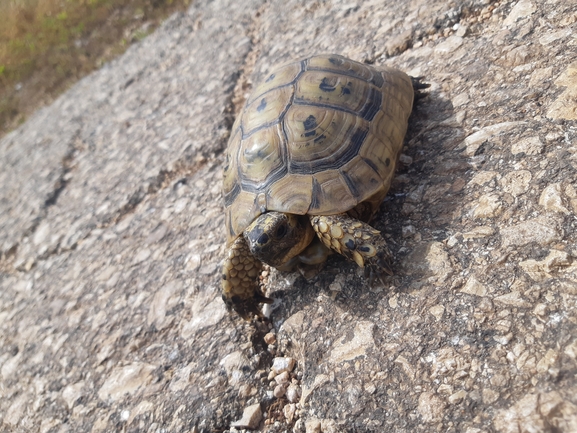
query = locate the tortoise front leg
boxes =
[222,236,272,319]
[309,214,393,279]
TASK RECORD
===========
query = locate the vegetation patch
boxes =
[0,0,191,137]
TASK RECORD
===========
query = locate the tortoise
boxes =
[222,54,419,319]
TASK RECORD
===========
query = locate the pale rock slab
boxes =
[329,321,375,364]
[98,363,156,402]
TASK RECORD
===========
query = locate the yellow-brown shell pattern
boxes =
[223,54,414,245]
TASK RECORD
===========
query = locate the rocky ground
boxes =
[1,0,576,432]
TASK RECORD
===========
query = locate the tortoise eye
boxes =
[276,223,287,238]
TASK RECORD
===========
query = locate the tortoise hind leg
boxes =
[309,214,393,280]
[222,236,271,319]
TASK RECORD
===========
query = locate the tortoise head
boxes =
[244,212,314,268]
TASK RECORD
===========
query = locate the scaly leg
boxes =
[309,214,393,280]
[222,236,271,319]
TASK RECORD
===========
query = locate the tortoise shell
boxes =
[223,54,414,245]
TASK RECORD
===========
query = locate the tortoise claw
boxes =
[224,291,273,321]
[364,249,393,285]
[411,76,430,101]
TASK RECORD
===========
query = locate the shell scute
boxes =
[306,54,385,88]
[284,105,365,171]
[309,168,357,214]
[294,71,382,121]
[241,86,294,137]
[265,174,313,216]
[237,125,284,186]
[246,61,303,106]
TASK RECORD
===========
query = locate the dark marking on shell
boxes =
[313,134,326,143]
[302,114,317,137]
[350,128,368,149]
[240,164,288,194]
[243,146,263,162]
[303,114,317,131]
[370,72,384,88]
[257,98,267,112]
[293,98,357,119]
[310,177,322,210]
[345,239,356,250]
[266,73,276,82]
[307,63,384,88]
[341,170,359,197]
[319,77,337,92]
[241,116,281,140]
[363,157,380,175]
[358,87,382,121]
[358,245,372,253]
[289,127,367,174]
[227,215,237,239]
[385,157,391,167]
[224,182,241,207]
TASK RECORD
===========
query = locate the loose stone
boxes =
[283,403,297,423]
[286,384,302,403]
[273,384,286,398]
[271,357,296,375]
[264,332,276,345]
[275,371,290,385]
[231,403,262,429]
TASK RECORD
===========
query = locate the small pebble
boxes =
[399,154,413,165]
[273,384,286,398]
[238,384,253,398]
[402,225,416,238]
[271,357,296,375]
[448,390,467,404]
[283,403,297,423]
[264,332,276,345]
[286,384,301,403]
[533,303,548,316]
[305,419,322,433]
[275,371,290,385]
[446,235,459,248]
[455,25,468,37]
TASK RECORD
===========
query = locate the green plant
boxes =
[0,0,192,137]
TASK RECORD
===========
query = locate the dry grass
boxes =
[0,0,191,137]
